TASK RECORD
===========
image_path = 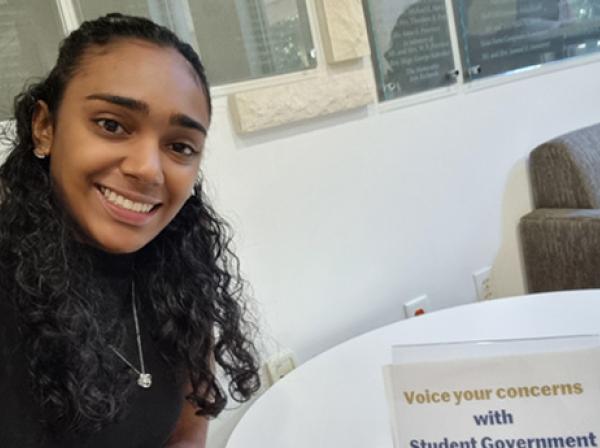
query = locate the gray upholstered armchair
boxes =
[520,123,600,293]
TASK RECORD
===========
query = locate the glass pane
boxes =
[0,0,64,120]
[188,0,316,85]
[74,0,317,86]
[364,0,457,101]
[453,0,600,81]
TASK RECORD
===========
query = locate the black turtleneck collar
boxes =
[74,242,137,281]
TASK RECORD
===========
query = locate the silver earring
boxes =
[33,148,47,159]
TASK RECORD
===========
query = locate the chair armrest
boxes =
[520,208,600,292]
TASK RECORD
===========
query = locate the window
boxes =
[0,0,316,120]
[73,0,317,86]
[0,0,64,120]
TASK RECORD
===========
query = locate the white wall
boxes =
[202,59,600,445]
[205,59,600,360]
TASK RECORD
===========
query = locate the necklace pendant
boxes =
[137,373,152,388]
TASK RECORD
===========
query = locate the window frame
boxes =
[54,0,323,99]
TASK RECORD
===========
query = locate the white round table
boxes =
[226,290,600,448]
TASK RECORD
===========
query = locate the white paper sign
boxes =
[383,340,600,448]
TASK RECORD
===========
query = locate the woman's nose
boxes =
[120,138,164,185]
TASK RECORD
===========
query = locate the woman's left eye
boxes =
[170,142,198,157]
[95,118,126,135]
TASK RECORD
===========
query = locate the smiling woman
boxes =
[33,38,210,254]
[0,13,260,448]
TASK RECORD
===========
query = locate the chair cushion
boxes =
[520,208,600,292]
[530,122,600,209]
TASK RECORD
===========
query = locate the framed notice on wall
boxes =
[363,0,457,101]
[452,0,600,81]
[383,335,600,447]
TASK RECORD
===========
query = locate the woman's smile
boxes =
[96,185,162,226]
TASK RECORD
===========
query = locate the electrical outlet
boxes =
[265,349,296,385]
[403,295,430,318]
[473,267,493,300]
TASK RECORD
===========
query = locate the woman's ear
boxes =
[31,101,54,158]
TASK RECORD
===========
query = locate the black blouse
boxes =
[0,246,185,447]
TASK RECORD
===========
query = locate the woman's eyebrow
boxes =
[85,93,207,135]
[85,93,149,114]
[170,113,207,136]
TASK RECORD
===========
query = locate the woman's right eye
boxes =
[94,118,126,135]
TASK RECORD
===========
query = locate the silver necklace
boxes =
[109,281,152,389]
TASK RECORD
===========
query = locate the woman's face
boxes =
[33,39,210,253]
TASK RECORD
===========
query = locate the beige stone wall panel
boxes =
[319,0,370,63]
[230,70,375,133]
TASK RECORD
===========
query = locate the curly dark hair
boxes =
[0,13,260,436]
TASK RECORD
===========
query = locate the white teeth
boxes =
[100,187,155,213]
